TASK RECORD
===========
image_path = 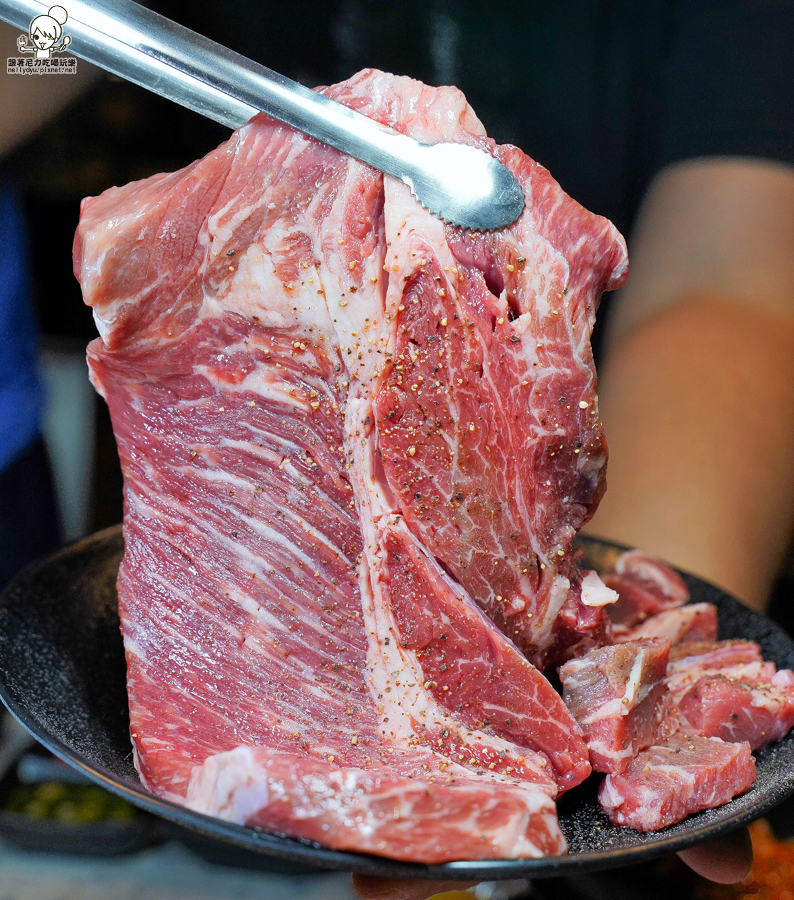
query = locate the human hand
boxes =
[352,828,753,899]
[676,826,753,883]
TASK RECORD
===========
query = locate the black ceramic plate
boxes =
[1,527,793,881]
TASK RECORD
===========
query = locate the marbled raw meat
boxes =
[666,640,767,702]
[598,733,756,831]
[669,661,776,701]
[560,639,677,774]
[603,550,689,628]
[187,747,566,861]
[677,673,794,751]
[614,603,718,645]
[668,640,763,666]
[74,69,629,860]
[371,160,627,669]
[663,639,794,752]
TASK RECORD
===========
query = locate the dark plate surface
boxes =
[1,526,793,880]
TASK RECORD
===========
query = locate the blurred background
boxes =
[1,1,793,899]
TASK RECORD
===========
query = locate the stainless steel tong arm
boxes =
[0,0,525,231]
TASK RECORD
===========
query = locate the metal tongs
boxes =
[0,0,525,232]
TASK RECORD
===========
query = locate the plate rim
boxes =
[1,526,793,880]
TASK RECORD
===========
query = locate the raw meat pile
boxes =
[563,549,794,831]
[73,69,794,863]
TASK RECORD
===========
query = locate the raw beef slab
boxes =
[587,556,794,831]
[602,550,689,628]
[598,733,756,831]
[560,639,677,774]
[614,603,718,645]
[677,674,794,750]
[666,641,794,751]
[74,69,628,861]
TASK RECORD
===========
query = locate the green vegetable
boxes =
[5,783,136,823]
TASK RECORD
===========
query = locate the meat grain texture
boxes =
[598,734,757,832]
[74,70,633,862]
[560,639,678,774]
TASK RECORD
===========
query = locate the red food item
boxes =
[669,639,763,666]
[371,165,628,671]
[187,748,567,863]
[666,640,769,702]
[560,638,677,774]
[598,733,756,831]
[678,673,794,751]
[380,525,592,792]
[663,639,794,751]
[614,602,718,645]
[74,69,628,860]
[602,550,689,628]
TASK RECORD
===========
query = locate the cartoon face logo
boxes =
[17,6,72,59]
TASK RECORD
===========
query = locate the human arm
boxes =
[587,157,794,613]
[16,32,33,53]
